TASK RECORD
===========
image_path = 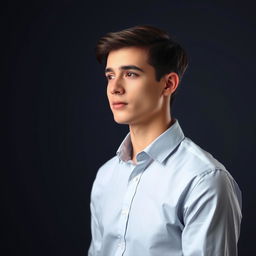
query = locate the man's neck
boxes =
[129,116,174,163]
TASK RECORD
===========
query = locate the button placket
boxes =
[115,159,151,256]
[114,165,141,255]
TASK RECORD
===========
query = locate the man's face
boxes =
[105,47,167,125]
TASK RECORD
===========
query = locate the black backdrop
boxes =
[4,0,256,255]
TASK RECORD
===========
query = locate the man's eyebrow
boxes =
[105,65,145,73]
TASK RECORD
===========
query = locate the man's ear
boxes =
[162,72,179,96]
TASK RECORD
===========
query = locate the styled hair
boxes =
[95,25,188,106]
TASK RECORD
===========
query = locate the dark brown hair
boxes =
[95,25,188,106]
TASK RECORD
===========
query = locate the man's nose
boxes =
[110,77,125,95]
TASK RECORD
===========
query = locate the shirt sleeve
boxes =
[88,201,102,256]
[181,169,242,256]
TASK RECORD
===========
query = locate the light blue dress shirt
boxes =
[88,119,242,256]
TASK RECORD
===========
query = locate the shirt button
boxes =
[121,209,128,215]
[134,176,139,182]
[118,242,125,249]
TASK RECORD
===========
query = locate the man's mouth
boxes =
[112,102,128,110]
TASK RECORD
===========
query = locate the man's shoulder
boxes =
[174,136,227,176]
[173,137,241,200]
[94,155,119,183]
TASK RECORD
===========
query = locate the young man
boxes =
[88,25,242,256]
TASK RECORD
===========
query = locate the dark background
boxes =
[4,0,255,255]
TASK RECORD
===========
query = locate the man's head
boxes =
[96,25,188,107]
[95,25,188,125]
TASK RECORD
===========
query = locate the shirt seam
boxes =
[182,168,227,217]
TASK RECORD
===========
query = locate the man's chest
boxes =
[97,162,187,246]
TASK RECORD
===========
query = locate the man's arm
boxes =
[88,201,102,256]
[182,169,242,256]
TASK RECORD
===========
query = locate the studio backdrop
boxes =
[4,1,255,255]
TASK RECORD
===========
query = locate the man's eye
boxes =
[106,74,114,80]
[126,72,138,78]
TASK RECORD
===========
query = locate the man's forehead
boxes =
[106,47,149,69]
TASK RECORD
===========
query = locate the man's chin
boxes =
[114,119,130,125]
[113,116,131,125]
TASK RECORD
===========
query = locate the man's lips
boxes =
[112,102,128,109]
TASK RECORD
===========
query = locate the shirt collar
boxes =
[116,119,185,164]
